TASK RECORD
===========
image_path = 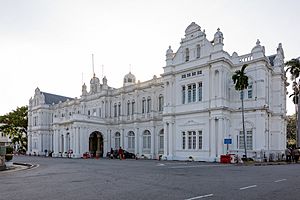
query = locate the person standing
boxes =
[110,148,114,159]
[294,147,300,163]
[118,147,123,160]
[285,148,291,163]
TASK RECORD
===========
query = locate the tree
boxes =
[232,64,249,159]
[0,106,28,152]
[286,58,300,147]
[287,114,296,147]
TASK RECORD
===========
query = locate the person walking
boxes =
[285,148,291,163]
[118,147,123,160]
[294,148,300,163]
[110,148,114,159]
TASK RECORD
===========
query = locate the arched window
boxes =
[185,48,189,62]
[131,100,135,115]
[114,103,117,117]
[196,44,201,58]
[128,131,135,149]
[143,130,151,149]
[159,129,164,152]
[142,98,146,114]
[127,100,130,116]
[115,132,121,149]
[118,102,121,116]
[147,97,151,113]
[158,95,164,112]
[239,130,253,150]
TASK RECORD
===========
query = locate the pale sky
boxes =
[0,0,299,115]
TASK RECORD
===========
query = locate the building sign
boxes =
[224,138,232,145]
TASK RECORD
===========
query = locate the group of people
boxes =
[285,147,300,163]
[109,147,125,160]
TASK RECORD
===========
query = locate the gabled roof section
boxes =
[41,92,73,105]
[268,54,276,66]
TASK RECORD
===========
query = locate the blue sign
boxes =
[224,138,232,144]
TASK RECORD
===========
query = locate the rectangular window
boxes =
[187,73,191,77]
[188,85,192,103]
[182,132,186,149]
[182,86,186,104]
[192,84,196,102]
[118,104,121,116]
[182,74,186,79]
[196,44,201,58]
[185,48,189,62]
[197,70,202,75]
[192,72,196,76]
[192,131,196,149]
[188,132,192,149]
[198,131,202,149]
[248,84,253,99]
[239,130,253,150]
[198,82,202,101]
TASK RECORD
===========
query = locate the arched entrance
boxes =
[89,131,103,158]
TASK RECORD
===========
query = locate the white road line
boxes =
[274,179,287,183]
[170,164,227,169]
[239,185,257,190]
[185,194,213,200]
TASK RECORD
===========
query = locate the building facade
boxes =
[27,22,287,161]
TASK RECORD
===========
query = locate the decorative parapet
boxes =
[238,53,253,63]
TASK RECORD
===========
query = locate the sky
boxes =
[0,0,299,115]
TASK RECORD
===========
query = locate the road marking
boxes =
[239,185,257,190]
[170,164,227,169]
[185,194,213,200]
[274,179,287,183]
[156,163,165,166]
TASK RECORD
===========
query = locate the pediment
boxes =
[180,120,201,127]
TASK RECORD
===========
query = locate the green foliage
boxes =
[232,64,249,91]
[286,58,300,80]
[287,114,296,146]
[0,106,28,151]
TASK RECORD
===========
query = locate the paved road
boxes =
[1,156,300,200]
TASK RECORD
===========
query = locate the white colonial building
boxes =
[27,22,287,161]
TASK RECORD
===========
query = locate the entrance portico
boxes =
[89,131,103,158]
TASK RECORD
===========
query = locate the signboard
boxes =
[224,138,232,145]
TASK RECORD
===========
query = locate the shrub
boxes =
[5,146,13,162]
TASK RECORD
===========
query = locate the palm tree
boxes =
[232,64,249,159]
[286,58,300,147]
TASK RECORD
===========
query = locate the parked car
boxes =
[123,150,136,159]
[107,150,135,159]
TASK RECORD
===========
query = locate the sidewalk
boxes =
[0,162,35,173]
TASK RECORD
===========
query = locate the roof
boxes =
[41,92,73,105]
[268,54,276,66]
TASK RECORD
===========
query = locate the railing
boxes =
[239,53,253,63]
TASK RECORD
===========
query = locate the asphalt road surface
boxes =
[1,156,300,200]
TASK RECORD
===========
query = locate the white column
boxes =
[163,122,168,157]
[167,122,173,159]
[135,127,138,155]
[27,134,32,154]
[151,126,155,159]
[121,129,125,149]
